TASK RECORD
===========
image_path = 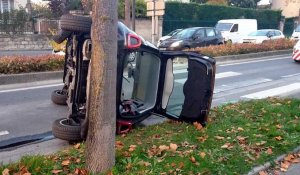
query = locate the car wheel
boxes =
[52,118,82,141]
[294,59,300,63]
[60,14,92,33]
[52,30,72,44]
[51,89,67,105]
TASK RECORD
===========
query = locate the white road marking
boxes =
[281,73,300,78]
[241,83,300,99]
[214,78,272,93]
[0,83,63,94]
[219,56,290,67]
[173,69,187,74]
[216,71,242,79]
[175,71,242,84]
[0,130,9,136]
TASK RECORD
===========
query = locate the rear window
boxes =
[215,23,233,31]
[206,28,215,37]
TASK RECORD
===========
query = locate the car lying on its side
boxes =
[157,29,182,47]
[158,27,223,51]
[293,40,300,62]
[50,14,216,141]
[242,29,285,44]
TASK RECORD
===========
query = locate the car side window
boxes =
[230,24,238,32]
[194,29,205,38]
[268,31,275,37]
[206,28,215,37]
[275,30,281,36]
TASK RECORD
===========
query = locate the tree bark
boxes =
[85,0,117,173]
[125,0,131,27]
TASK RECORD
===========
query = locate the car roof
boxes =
[183,27,214,30]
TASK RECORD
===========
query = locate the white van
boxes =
[215,19,257,43]
[291,25,300,40]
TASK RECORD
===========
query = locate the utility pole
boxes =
[132,0,136,31]
[125,0,131,27]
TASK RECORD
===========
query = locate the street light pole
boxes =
[132,0,136,31]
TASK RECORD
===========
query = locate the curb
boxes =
[215,49,292,63]
[247,146,300,175]
[0,49,293,85]
[0,71,63,85]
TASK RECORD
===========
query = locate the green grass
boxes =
[1,98,300,175]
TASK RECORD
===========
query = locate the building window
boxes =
[0,0,11,13]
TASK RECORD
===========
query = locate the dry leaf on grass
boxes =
[170,143,178,152]
[214,136,225,140]
[51,170,63,174]
[2,169,9,175]
[199,152,206,158]
[275,136,283,141]
[190,156,196,163]
[128,145,137,152]
[61,160,70,166]
[74,143,80,149]
[193,122,203,130]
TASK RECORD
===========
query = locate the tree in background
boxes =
[227,0,260,8]
[48,0,63,18]
[190,0,207,3]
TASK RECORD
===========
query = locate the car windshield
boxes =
[248,30,269,36]
[167,29,181,36]
[172,28,197,39]
[215,23,233,31]
[295,25,300,32]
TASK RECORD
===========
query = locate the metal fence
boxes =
[0,22,34,34]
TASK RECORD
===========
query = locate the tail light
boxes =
[126,34,142,49]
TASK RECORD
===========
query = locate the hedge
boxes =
[0,54,64,74]
[163,2,282,35]
[190,39,295,57]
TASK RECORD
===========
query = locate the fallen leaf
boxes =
[193,122,203,131]
[51,170,63,174]
[259,171,268,175]
[276,124,282,129]
[129,145,137,152]
[23,173,31,175]
[190,156,196,163]
[138,161,151,167]
[284,154,295,162]
[178,162,184,169]
[266,148,273,155]
[126,163,132,170]
[197,135,208,142]
[62,160,70,166]
[170,143,178,152]
[74,143,80,149]
[281,161,290,170]
[256,141,267,146]
[221,143,230,148]
[159,145,170,152]
[214,136,225,140]
[2,169,9,175]
[237,127,244,132]
[236,136,247,142]
[275,136,283,141]
[199,152,206,158]
[116,141,124,149]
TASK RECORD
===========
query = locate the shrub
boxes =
[0,54,64,74]
[190,39,296,57]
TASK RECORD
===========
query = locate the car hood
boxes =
[159,38,183,47]
[159,36,171,41]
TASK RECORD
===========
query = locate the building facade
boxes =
[0,0,27,13]
[271,0,300,18]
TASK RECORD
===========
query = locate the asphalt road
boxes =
[0,53,300,148]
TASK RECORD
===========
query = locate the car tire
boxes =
[52,118,82,141]
[52,30,72,44]
[51,90,67,105]
[60,14,92,33]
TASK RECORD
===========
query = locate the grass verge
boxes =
[1,97,300,175]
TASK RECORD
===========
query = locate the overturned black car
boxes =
[51,14,216,141]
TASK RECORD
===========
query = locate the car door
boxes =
[205,28,218,45]
[192,29,206,48]
[118,45,216,126]
[154,51,216,125]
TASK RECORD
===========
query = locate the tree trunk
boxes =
[85,0,118,173]
[125,0,131,27]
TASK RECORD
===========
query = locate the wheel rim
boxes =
[59,119,80,127]
[55,90,67,95]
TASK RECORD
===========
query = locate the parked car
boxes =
[157,29,182,47]
[293,40,300,62]
[242,29,285,44]
[291,24,300,40]
[50,14,216,141]
[158,27,223,51]
[215,19,257,43]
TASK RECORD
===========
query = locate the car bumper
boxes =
[293,49,300,61]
